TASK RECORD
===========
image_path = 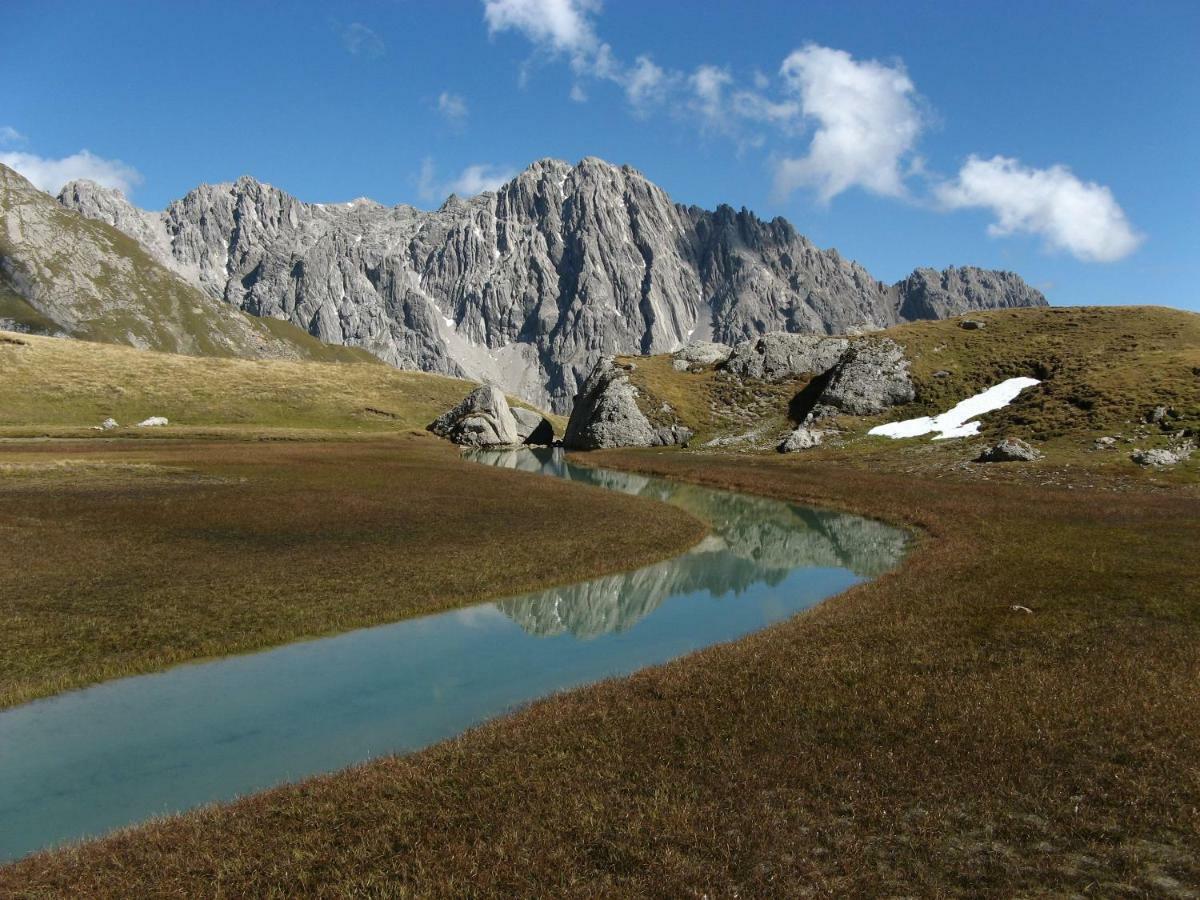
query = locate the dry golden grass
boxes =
[4,450,1196,897]
[0,437,706,709]
[0,330,566,436]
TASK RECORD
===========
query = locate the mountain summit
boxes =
[56,156,1046,410]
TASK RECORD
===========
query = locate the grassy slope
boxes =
[5,451,1196,896]
[0,330,565,435]
[0,164,371,364]
[626,306,1200,468]
[0,437,706,708]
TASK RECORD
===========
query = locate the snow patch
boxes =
[442,316,456,330]
[869,377,1041,441]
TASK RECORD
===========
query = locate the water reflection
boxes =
[469,449,907,637]
[0,449,907,863]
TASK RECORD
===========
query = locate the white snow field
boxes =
[868,377,1041,441]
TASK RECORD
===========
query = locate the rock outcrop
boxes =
[429,385,519,446]
[672,341,733,368]
[722,333,849,382]
[976,437,1042,462]
[511,407,555,445]
[57,156,1048,412]
[815,339,915,416]
[563,357,691,450]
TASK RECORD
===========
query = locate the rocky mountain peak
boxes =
[54,155,1049,412]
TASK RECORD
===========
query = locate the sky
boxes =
[3,0,1197,310]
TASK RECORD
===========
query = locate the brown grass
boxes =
[0,437,706,709]
[4,449,1197,897]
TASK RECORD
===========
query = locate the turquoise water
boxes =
[0,449,907,863]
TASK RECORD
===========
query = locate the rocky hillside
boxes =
[564,307,1200,471]
[0,165,371,363]
[58,156,1046,411]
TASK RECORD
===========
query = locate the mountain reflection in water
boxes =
[467,449,907,638]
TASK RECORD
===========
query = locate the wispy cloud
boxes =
[0,148,142,196]
[437,91,469,125]
[341,22,384,58]
[935,155,1143,262]
[417,158,516,204]
[0,125,25,146]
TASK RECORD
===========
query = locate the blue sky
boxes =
[3,0,1197,309]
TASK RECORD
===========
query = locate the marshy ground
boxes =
[0,437,706,709]
[2,446,1197,897]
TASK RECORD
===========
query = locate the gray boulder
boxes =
[511,407,555,445]
[778,426,825,453]
[672,341,733,368]
[816,339,915,415]
[976,438,1042,462]
[429,385,519,446]
[1131,444,1193,467]
[723,333,849,382]
[564,357,692,450]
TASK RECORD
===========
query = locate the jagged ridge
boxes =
[56,156,1047,411]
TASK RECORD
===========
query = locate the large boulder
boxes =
[564,357,691,450]
[815,339,914,416]
[511,407,555,445]
[429,385,520,446]
[976,437,1042,463]
[672,341,733,368]
[723,333,849,382]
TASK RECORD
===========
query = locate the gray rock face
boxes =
[57,157,1048,413]
[976,437,1042,462]
[723,332,849,382]
[816,339,915,415]
[778,426,825,453]
[429,384,519,446]
[511,407,555,445]
[563,357,657,450]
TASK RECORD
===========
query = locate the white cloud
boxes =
[774,44,924,203]
[484,0,600,56]
[449,163,517,196]
[417,158,516,204]
[688,65,732,125]
[935,155,1142,262]
[437,91,469,124]
[624,55,668,109]
[0,149,142,196]
[341,22,384,58]
[0,126,25,146]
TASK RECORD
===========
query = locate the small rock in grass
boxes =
[777,426,825,453]
[1146,406,1169,424]
[959,319,986,330]
[976,437,1042,463]
[136,416,169,428]
[100,417,119,430]
[672,358,690,372]
[1131,445,1193,467]
[1093,436,1117,449]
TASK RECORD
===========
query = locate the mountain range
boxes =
[3,157,1047,410]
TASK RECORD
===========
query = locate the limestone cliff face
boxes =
[1,164,362,362]
[58,156,1047,411]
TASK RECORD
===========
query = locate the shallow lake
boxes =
[0,448,907,862]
